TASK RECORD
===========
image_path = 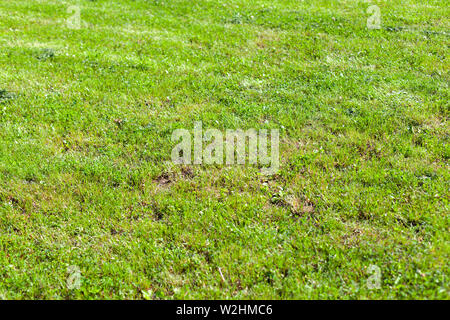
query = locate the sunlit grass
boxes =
[0,0,448,299]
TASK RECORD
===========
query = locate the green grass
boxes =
[0,0,448,299]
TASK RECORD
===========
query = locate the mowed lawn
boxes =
[0,0,448,299]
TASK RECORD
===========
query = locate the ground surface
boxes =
[0,0,448,299]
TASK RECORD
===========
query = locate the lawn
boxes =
[0,0,448,299]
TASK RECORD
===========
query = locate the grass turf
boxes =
[0,0,448,299]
